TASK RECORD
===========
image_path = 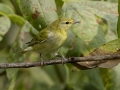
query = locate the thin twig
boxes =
[0,54,120,69]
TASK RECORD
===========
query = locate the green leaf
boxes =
[18,0,58,30]
[99,38,120,52]
[0,16,11,41]
[0,3,14,14]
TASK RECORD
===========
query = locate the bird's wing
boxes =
[26,30,50,46]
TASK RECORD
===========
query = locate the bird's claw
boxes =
[40,57,44,66]
[55,55,66,65]
[40,54,44,67]
[61,56,66,65]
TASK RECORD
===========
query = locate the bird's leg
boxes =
[55,53,66,65]
[40,54,44,66]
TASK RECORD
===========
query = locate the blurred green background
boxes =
[0,0,119,90]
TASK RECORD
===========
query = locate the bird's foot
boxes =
[55,55,66,65]
[40,57,44,66]
[40,54,44,66]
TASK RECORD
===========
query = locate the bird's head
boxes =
[51,18,80,32]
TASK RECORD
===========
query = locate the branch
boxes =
[0,54,120,69]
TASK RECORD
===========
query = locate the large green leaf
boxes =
[0,16,11,41]
[18,0,58,30]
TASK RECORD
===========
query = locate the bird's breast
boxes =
[33,30,67,54]
[48,31,67,48]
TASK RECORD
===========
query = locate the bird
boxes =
[19,18,80,65]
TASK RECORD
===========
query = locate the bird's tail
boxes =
[13,46,33,55]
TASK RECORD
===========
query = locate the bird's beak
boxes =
[73,21,80,24]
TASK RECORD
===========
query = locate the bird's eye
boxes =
[65,21,69,24]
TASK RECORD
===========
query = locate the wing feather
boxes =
[26,30,49,46]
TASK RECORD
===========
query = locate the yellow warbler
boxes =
[20,18,80,64]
